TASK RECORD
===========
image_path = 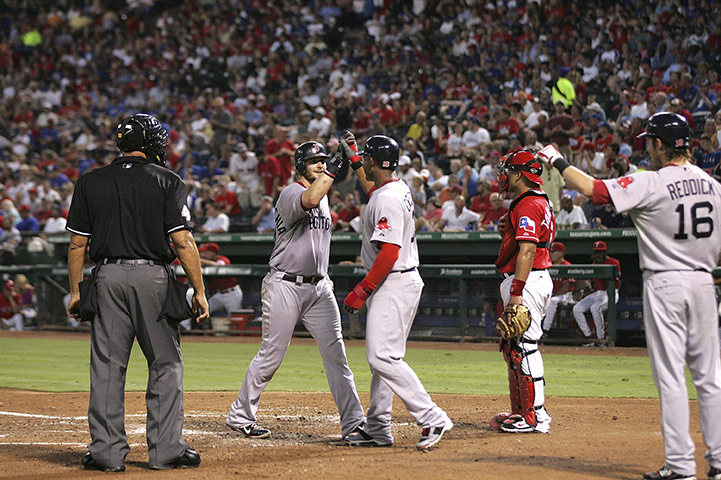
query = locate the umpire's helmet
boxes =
[637,112,690,149]
[116,114,169,166]
[358,135,399,170]
[294,141,330,175]
[498,149,544,192]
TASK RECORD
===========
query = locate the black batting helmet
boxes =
[358,135,399,170]
[294,141,330,175]
[116,114,169,166]
[637,112,690,149]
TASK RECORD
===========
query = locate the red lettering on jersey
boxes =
[616,176,634,189]
[376,217,391,231]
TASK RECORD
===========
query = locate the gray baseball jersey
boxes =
[602,164,721,272]
[269,182,333,276]
[361,179,419,271]
[603,164,721,476]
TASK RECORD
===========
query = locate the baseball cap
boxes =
[670,98,682,106]
[592,240,607,251]
[489,150,501,158]
[398,155,411,166]
[550,242,566,253]
[652,70,663,76]
[314,106,326,116]
[261,195,273,203]
[449,185,462,194]
[428,197,441,207]
[18,204,31,213]
[199,242,220,253]
[235,142,248,152]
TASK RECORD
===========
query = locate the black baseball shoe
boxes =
[708,465,721,480]
[642,466,696,480]
[227,421,271,438]
[149,447,201,470]
[345,423,393,447]
[82,452,125,472]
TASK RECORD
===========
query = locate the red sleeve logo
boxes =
[376,217,391,231]
[616,176,634,189]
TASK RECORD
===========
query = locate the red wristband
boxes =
[510,279,526,296]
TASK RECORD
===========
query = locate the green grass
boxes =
[0,337,695,398]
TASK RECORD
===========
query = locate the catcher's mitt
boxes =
[495,304,531,339]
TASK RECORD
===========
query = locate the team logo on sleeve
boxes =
[519,216,536,234]
[376,217,391,231]
[616,176,634,189]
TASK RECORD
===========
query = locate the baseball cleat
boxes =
[490,412,512,432]
[499,414,535,433]
[82,452,125,472]
[708,466,721,480]
[642,466,696,480]
[226,422,271,438]
[149,447,201,470]
[345,427,393,447]
[343,421,367,441]
[416,418,453,450]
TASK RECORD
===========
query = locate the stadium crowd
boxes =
[0,0,720,241]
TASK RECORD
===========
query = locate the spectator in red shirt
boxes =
[594,122,613,152]
[265,125,295,188]
[256,151,282,198]
[414,197,444,232]
[478,193,509,231]
[494,108,520,140]
[213,183,242,217]
[336,193,360,231]
[470,180,493,215]
[0,279,23,331]
[198,243,243,328]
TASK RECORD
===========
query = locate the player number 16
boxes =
[673,201,713,240]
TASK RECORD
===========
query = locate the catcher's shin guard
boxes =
[510,342,545,427]
[502,341,522,414]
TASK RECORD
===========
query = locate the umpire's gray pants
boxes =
[88,262,187,469]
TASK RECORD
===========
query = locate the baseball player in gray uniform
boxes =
[541,112,721,480]
[339,132,453,450]
[226,141,365,440]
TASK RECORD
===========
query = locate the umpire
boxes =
[66,114,209,472]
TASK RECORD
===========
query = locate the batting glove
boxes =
[324,153,344,179]
[343,280,374,313]
[340,131,363,171]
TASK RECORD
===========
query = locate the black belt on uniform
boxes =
[391,267,417,274]
[282,274,323,285]
[101,258,163,266]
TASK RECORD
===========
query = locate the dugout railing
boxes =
[0,263,630,345]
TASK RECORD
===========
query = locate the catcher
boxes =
[490,150,555,434]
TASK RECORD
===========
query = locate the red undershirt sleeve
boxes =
[592,179,611,205]
[363,242,400,289]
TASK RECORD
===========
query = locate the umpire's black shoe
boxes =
[642,466,695,480]
[149,447,201,470]
[82,452,125,472]
[708,465,721,480]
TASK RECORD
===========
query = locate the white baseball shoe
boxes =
[416,417,453,450]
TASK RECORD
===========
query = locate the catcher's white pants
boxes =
[542,292,573,332]
[643,271,721,476]
[499,270,553,342]
[573,289,618,339]
[363,269,449,444]
[227,271,364,438]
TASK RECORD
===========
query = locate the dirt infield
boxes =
[0,334,711,479]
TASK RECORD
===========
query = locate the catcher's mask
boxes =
[498,149,544,192]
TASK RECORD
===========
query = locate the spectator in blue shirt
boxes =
[252,195,276,233]
[15,205,39,233]
[693,136,721,174]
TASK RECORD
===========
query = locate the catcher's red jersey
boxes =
[496,190,555,274]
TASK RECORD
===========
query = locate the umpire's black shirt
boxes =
[66,155,192,263]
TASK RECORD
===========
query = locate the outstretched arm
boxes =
[340,131,375,194]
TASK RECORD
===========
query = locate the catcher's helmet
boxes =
[498,149,544,192]
[358,135,399,170]
[294,141,330,175]
[637,112,690,149]
[116,114,169,166]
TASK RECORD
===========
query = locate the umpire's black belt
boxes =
[101,258,164,266]
[282,274,323,285]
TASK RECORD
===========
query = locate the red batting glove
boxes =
[343,280,374,313]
